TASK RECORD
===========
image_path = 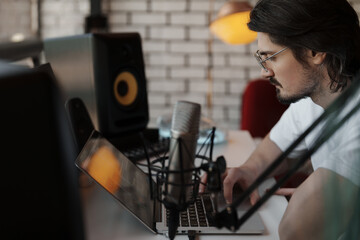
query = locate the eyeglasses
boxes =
[254,47,288,72]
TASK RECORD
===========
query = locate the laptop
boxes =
[75,130,265,236]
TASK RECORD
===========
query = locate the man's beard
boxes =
[272,66,322,105]
[276,87,308,105]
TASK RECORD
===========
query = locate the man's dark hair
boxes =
[248,0,360,92]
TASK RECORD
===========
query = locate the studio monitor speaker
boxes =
[44,33,149,138]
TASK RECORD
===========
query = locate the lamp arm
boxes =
[211,73,360,232]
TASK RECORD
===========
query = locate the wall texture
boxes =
[1,0,360,131]
[41,0,262,130]
[0,0,33,41]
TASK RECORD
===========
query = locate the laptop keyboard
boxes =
[122,137,170,161]
[166,194,215,227]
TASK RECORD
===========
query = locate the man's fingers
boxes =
[273,188,296,196]
[250,190,261,205]
[199,173,207,193]
[223,177,236,204]
[199,169,228,193]
[221,169,228,181]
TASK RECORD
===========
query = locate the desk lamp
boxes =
[210,0,257,45]
[205,0,257,120]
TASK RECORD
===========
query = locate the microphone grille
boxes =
[171,101,201,134]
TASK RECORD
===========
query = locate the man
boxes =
[200,0,360,239]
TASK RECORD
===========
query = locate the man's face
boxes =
[257,33,322,104]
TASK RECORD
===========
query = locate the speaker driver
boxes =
[113,71,138,107]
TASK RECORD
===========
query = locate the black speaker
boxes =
[44,33,149,138]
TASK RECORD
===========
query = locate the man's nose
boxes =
[261,67,274,78]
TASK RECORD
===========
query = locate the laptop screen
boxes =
[75,130,156,230]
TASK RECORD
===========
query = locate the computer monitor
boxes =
[1,62,85,240]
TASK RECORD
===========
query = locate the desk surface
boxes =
[80,131,288,240]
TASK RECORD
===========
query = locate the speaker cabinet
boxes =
[44,33,149,137]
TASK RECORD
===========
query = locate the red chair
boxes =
[240,78,288,138]
[240,78,308,191]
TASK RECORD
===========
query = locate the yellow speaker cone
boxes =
[113,71,138,106]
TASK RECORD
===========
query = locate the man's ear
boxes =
[308,50,326,65]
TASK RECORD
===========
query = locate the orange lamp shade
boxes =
[210,10,257,45]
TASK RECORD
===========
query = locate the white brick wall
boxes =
[170,13,208,26]
[0,0,32,41]
[170,67,206,78]
[143,40,168,52]
[149,26,186,40]
[41,0,89,39]
[2,0,360,131]
[146,67,167,79]
[189,27,212,40]
[108,13,127,25]
[151,1,187,12]
[147,53,185,66]
[229,55,259,67]
[110,1,147,12]
[170,42,208,53]
[132,12,167,25]
[188,54,209,66]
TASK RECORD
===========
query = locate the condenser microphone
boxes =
[164,101,201,240]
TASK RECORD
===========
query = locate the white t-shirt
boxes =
[270,95,360,186]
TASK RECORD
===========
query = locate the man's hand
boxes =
[199,165,261,205]
[198,173,208,194]
[199,134,286,206]
[274,188,296,197]
[223,166,260,205]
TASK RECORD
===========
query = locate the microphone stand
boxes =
[212,73,360,232]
